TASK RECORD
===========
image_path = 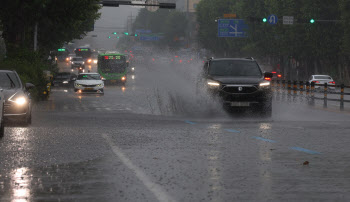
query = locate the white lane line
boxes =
[101,134,176,202]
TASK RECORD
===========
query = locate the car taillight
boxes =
[264,77,271,81]
[313,81,320,83]
[277,74,282,78]
[171,59,174,62]
[179,60,182,63]
[152,58,155,61]
[329,81,335,84]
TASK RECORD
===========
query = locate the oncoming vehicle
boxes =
[71,57,85,72]
[309,75,336,90]
[201,58,273,116]
[74,73,104,94]
[0,70,34,125]
[52,72,77,87]
[74,47,92,64]
[98,53,128,85]
[56,48,70,62]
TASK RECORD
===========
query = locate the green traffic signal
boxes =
[124,32,129,35]
[310,19,315,23]
[135,33,138,37]
[262,18,267,23]
[113,32,117,35]
[108,36,111,38]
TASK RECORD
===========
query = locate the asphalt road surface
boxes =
[1,62,350,201]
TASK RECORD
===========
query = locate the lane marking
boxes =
[290,147,321,155]
[185,120,196,125]
[102,134,176,202]
[252,136,276,143]
[225,129,240,133]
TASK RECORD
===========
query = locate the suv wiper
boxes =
[6,73,16,88]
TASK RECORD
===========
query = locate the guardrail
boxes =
[271,80,350,111]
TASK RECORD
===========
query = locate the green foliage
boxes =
[0,49,52,101]
[0,0,101,57]
[196,0,350,82]
[130,9,188,48]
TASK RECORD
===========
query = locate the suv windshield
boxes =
[77,74,101,80]
[72,58,83,61]
[0,72,21,89]
[209,60,262,77]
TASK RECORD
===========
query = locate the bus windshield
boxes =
[99,55,126,73]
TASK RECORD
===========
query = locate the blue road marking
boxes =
[185,121,196,125]
[252,136,276,143]
[225,129,240,133]
[290,147,321,155]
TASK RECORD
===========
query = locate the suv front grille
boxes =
[82,84,96,87]
[222,85,258,94]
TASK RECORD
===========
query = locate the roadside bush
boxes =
[0,50,52,101]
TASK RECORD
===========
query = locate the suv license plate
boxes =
[85,88,93,90]
[230,102,250,107]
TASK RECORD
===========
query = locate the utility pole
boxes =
[34,22,38,51]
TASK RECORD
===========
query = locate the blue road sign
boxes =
[268,14,278,25]
[136,29,152,34]
[218,19,248,37]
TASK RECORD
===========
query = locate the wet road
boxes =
[1,62,350,201]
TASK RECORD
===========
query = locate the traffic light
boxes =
[310,19,315,23]
[113,32,117,35]
[124,32,129,35]
[135,33,138,37]
[108,36,111,38]
[262,18,267,23]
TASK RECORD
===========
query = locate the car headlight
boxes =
[121,76,126,81]
[93,60,98,64]
[259,81,271,87]
[207,80,220,88]
[82,62,85,64]
[71,62,74,64]
[131,67,135,71]
[97,83,104,87]
[9,93,27,106]
[88,59,92,63]
[63,81,69,84]
[75,83,81,87]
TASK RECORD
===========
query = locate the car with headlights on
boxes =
[201,58,273,116]
[71,56,85,70]
[0,70,34,125]
[74,73,104,94]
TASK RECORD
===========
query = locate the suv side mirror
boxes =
[25,83,35,90]
[71,77,77,81]
[264,72,273,78]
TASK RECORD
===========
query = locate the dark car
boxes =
[201,58,273,116]
[52,72,77,87]
[0,70,34,125]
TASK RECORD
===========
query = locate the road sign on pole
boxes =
[283,16,294,25]
[268,14,278,25]
[217,19,248,38]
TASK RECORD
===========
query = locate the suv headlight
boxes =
[207,80,220,88]
[259,81,271,87]
[75,83,81,87]
[9,93,27,106]
[97,83,104,87]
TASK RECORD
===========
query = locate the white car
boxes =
[74,73,105,94]
[308,75,336,90]
[0,89,4,137]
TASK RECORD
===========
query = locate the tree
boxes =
[0,0,101,57]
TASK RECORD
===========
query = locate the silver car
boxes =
[308,75,336,90]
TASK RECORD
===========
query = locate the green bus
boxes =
[97,53,128,85]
